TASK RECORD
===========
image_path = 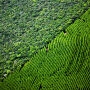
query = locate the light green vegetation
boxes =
[0,0,90,81]
[0,8,89,89]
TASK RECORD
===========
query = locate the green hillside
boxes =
[0,8,89,90]
[0,0,90,81]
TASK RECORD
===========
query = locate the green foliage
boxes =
[0,8,89,89]
[0,0,90,81]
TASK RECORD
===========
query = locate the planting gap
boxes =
[39,84,42,90]
[63,30,67,35]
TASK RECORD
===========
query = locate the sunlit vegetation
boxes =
[0,0,89,81]
[0,8,89,89]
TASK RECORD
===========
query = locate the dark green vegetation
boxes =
[0,0,90,81]
[0,8,89,90]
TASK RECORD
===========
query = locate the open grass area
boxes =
[0,0,90,81]
[0,8,89,89]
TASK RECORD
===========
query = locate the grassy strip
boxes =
[0,8,90,90]
[0,0,90,80]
